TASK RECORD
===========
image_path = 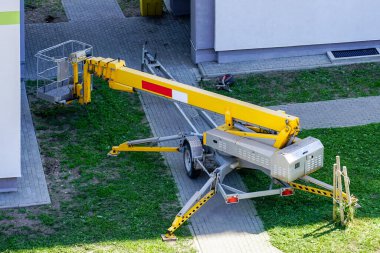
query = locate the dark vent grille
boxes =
[332,48,379,58]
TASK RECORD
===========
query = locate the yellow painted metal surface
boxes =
[108,145,179,156]
[83,61,91,104]
[109,81,135,93]
[72,63,79,87]
[140,0,162,16]
[225,129,278,140]
[87,58,299,133]
[78,57,300,149]
[289,182,356,203]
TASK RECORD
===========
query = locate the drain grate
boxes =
[331,48,379,58]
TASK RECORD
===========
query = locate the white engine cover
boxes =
[271,137,324,182]
[204,129,324,182]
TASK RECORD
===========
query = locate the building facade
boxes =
[190,0,380,63]
[0,1,21,192]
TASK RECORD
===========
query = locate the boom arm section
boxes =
[75,56,300,149]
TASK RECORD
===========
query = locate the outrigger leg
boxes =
[161,176,217,241]
[162,157,237,241]
[107,134,187,156]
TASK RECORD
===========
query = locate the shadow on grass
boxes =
[303,222,340,238]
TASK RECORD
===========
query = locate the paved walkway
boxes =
[199,54,380,78]
[61,0,124,21]
[0,83,50,208]
[270,96,380,129]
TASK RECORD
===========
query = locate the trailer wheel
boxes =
[183,141,201,179]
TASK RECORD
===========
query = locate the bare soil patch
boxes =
[117,0,141,17]
[25,0,68,23]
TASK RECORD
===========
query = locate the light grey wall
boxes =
[21,0,25,78]
[0,1,21,180]
[216,40,380,63]
[190,0,215,62]
[191,0,380,63]
[215,0,380,51]
[170,0,190,16]
[191,0,214,49]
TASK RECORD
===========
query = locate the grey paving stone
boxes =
[62,0,124,21]
[269,96,380,129]
[198,55,332,78]
[0,83,51,209]
[198,54,380,78]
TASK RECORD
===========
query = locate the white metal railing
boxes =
[35,40,93,103]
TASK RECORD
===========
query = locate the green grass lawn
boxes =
[202,63,380,106]
[240,123,380,252]
[0,80,194,252]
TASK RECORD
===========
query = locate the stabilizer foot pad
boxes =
[161,234,177,242]
[107,151,120,157]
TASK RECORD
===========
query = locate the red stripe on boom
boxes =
[142,81,172,97]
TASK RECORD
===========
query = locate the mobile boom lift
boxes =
[35,41,357,241]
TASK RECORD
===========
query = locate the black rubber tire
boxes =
[183,142,201,179]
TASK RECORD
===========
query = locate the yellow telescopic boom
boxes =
[73,57,300,149]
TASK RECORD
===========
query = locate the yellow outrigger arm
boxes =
[107,134,185,156]
[289,175,358,205]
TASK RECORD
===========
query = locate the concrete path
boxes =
[0,84,51,208]
[199,54,380,78]
[61,0,124,21]
[199,55,332,78]
[270,96,380,129]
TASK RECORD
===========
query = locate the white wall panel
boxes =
[215,0,380,51]
[0,2,21,178]
[0,2,20,11]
